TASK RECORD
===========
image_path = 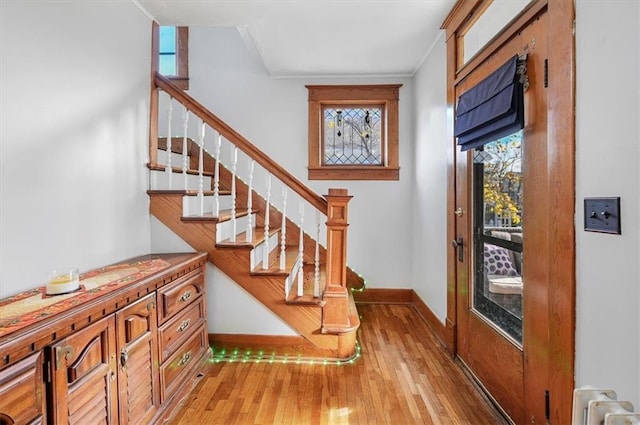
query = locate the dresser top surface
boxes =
[0,252,207,340]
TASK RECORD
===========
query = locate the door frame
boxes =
[441,1,575,424]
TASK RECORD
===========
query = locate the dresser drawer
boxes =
[159,324,207,401]
[158,299,205,363]
[157,269,205,324]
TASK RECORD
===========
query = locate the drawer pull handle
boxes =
[177,319,191,333]
[55,345,74,369]
[178,351,192,367]
[179,291,192,303]
[120,349,129,368]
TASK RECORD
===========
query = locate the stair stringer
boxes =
[153,141,365,291]
[148,192,345,356]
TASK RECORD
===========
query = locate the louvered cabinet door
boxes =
[116,293,160,425]
[0,351,46,425]
[48,315,118,425]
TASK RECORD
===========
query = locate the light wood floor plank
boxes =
[170,304,507,424]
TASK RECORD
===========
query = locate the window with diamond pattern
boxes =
[306,85,402,181]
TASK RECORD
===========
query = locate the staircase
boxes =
[147,74,362,359]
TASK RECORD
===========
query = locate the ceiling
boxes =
[135,0,455,77]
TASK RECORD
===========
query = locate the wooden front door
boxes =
[453,8,550,425]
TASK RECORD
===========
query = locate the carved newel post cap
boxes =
[327,188,349,196]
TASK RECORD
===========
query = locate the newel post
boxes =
[322,188,352,334]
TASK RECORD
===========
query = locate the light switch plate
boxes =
[584,197,621,234]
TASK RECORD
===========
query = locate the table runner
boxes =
[0,258,171,338]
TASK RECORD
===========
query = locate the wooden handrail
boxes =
[154,73,328,214]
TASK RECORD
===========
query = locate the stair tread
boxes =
[216,226,280,249]
[147,189,231,196]
[157,136,195,153]
[147,162,215,177]
[252,246,299,276]
[346,291,361,331]
[286,295,324,306]
[150,132,361,356]
[183,189,230,196]
[182,208,257,223]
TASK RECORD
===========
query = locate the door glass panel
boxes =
[472,131,523,345]
[462,0,531,64]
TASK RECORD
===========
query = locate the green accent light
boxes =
[348,266,367,293]
[208,340,362,366]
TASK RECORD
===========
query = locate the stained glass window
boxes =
[323,107,383,165]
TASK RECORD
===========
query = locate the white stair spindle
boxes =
[262,174,271,270]
[297,202,304,297]
[230,147,238,242]
[246,160,255,243]
[285,269,290,299]
[198,121,205,216]
[279,188,287,271]
[182,108,189,190]
[213,134,221,218]
[166,97,173,189]
[314,209,320,297]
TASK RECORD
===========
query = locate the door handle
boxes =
[452,237,464,262]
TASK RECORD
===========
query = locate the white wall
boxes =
[150,218,296,335]
[412,35,449,323]
[187,27,415,290]
[148,26,416,334]
[0,2,152,297]
[575,0,640,406]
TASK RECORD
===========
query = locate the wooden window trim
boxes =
[306,84,402,181]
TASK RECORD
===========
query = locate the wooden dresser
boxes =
[0,252,210,425]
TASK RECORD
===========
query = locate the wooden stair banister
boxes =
[153,73,327,214]
[149,73,361,356]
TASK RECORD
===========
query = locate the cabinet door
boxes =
[48,315,118,425]
[0,351,46,425]
[116,293,159,425]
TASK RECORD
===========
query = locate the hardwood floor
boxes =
[170,304,507,424]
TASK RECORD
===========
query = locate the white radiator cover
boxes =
[573,387,640,425]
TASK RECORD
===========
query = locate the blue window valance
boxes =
[455,55,526,151]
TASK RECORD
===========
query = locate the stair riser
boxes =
[157,149,192,168]
[149,181,353,356]
[183,194,234,217]
[285,256,303,298]
[216,213,257,243]
[250,232,280,270]
[150,170,212,191]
